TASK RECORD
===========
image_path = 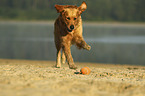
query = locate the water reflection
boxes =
[0,21,145,65]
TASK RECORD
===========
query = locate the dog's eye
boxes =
[66,17,70,20]
[74,18,77,20]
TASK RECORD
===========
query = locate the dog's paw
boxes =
[87,45,91,50]
[55,64,61,68]
[84,45,91,50]
[69,64,77,69]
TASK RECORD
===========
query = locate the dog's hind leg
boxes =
[61,50,66,64]
[56,48,61,68]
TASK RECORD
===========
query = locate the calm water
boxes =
[0,21,145,65]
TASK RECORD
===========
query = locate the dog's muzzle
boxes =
[67,25,74,32]
[70,25,74,30]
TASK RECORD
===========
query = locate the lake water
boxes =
[0,21,145,65]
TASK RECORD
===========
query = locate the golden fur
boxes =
[54,2,91,69]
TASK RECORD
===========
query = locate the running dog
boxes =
[54,1,91,69]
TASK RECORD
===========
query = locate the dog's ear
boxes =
[78,1,87,14]
[55,5,65,13]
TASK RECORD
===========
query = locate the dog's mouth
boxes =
[67,28,73,32]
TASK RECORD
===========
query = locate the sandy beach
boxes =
[0,59,144,96]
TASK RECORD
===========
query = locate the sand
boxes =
[0,59,144,96]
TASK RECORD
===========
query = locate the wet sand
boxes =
[0,59,145,96]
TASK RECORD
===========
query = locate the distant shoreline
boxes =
[1,20,145,27]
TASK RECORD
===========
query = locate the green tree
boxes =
[0,0,145,22]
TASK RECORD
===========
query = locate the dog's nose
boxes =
[70,25,74,30]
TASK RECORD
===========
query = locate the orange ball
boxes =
[80,67,91,75]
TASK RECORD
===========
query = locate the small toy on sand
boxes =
[80,67,91,75]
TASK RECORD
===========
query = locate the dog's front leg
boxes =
[81,40,91,50]
[75,37,91,50]
[62,44,77,69]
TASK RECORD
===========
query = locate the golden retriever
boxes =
[54,1,91,69]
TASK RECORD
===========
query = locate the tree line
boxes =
[0,0,145,22]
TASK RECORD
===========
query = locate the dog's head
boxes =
[55,2,87,32]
